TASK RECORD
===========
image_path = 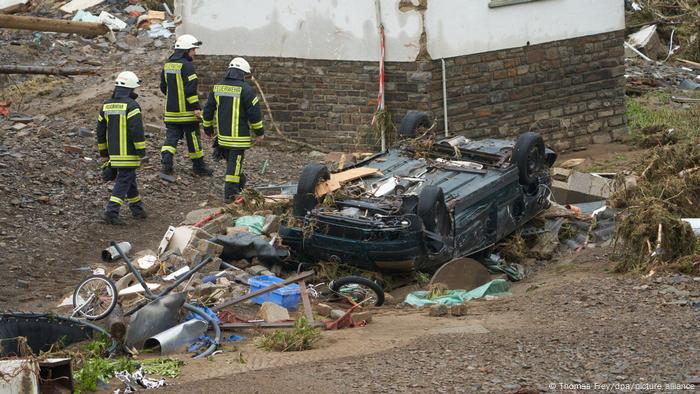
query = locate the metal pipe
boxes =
[182,303,220,359]
[111,241,155,299]
[441,58,449,137]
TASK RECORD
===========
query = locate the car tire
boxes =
[292,163,330,217]
[398,111,432,138]
[513,132,545,186]
[330,276,385,307]
[417,185,451,236]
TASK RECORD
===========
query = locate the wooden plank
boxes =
[678,58,700,70]
[0,14,108,36]
[314,167,381,197]
[0,65,97,75]
[220,321,325,329]
[213,270,314,312]
[332,167,381,183]
[298,280,314,322]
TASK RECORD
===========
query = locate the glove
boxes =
[211,139,225,162]
[99,149,109,158]
[101,161,116,182]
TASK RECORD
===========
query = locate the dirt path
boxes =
[157,250,699,393]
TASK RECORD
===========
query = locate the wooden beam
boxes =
[0,14,108,37]
[220,321,325,329]
[0,65,97,75]
[213,270,315,312]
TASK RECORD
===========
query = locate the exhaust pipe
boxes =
[102,241,132,262]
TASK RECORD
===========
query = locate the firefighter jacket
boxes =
[160,50,199,124]
[201,69,264,149]
[96,87,146,168]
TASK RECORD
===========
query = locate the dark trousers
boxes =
[105,168,143,217]
[160,123,204,162]
[224,148,246,201]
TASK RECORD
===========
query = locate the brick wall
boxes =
[197,30,626,152]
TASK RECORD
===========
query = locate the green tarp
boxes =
[404,279,511,307]
[234,215,266,235]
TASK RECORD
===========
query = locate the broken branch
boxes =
[0,14,108,37]
[0,65,97,76]
[250,75,328,153]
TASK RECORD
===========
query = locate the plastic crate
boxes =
[247,275,301,310]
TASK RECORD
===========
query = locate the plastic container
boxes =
[247,275,301,310]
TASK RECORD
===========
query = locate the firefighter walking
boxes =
[159,34,213,176]
[202,57,264,202]
[96,71,147,225]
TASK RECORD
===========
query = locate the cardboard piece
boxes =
[315,167,382,197]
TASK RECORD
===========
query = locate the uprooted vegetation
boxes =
[257,317,321,352]
[611,142,700,274]
[626,0,700,62]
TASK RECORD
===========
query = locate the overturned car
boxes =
[280,113,557,273]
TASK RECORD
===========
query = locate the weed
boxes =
[140,357,184,378]
[427,282,449,299]
[73,357,136,393]
[257,317,321,352]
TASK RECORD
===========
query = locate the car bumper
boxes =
[279,213,430,272]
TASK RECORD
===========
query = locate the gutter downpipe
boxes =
[441,58,449,137]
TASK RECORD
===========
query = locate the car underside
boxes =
[280,116,556,273]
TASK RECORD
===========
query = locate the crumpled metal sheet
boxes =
[125,293,185,349]
[143,320,207,355]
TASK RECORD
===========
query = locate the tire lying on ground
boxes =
[398,111,432,138]
[512,132,545,186]
[417,185,451,236]
[330,276,385,307]
[292,163,331,217]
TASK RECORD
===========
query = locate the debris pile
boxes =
[611,142,700,274]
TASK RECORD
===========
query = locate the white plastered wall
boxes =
[425,0,625,59]
[176,0,624,61]
[176,0,422,61]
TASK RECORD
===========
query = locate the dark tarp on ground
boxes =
[210,233,289,264]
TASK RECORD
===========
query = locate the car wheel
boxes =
[418,185,451,236]
[292,163,330,217]
[513,132,545,186]
[398,111,432,138]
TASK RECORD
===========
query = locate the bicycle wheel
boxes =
[73,275,118,321]
[329,276,385,307]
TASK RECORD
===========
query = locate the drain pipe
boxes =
[441,58,449,137]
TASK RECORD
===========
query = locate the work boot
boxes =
[224,183,240,203]
[131,208,148,219]
[100,211,126,226]
[161,152,174,175]
[192,158,213,177]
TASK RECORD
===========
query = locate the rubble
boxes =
[258,301,290,322]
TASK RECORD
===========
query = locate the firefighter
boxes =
[159,34,213,176]
[96,71,147,225]
[202,57,265,202]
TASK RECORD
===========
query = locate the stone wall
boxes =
[197,30,626,152]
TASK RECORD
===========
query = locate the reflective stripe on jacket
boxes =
[96,88,145,168]
[160,51,199,124]
[201,70,264,149]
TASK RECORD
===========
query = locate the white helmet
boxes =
[228,57,251,74]
[174,34,202,50]
[115,71,140,89]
